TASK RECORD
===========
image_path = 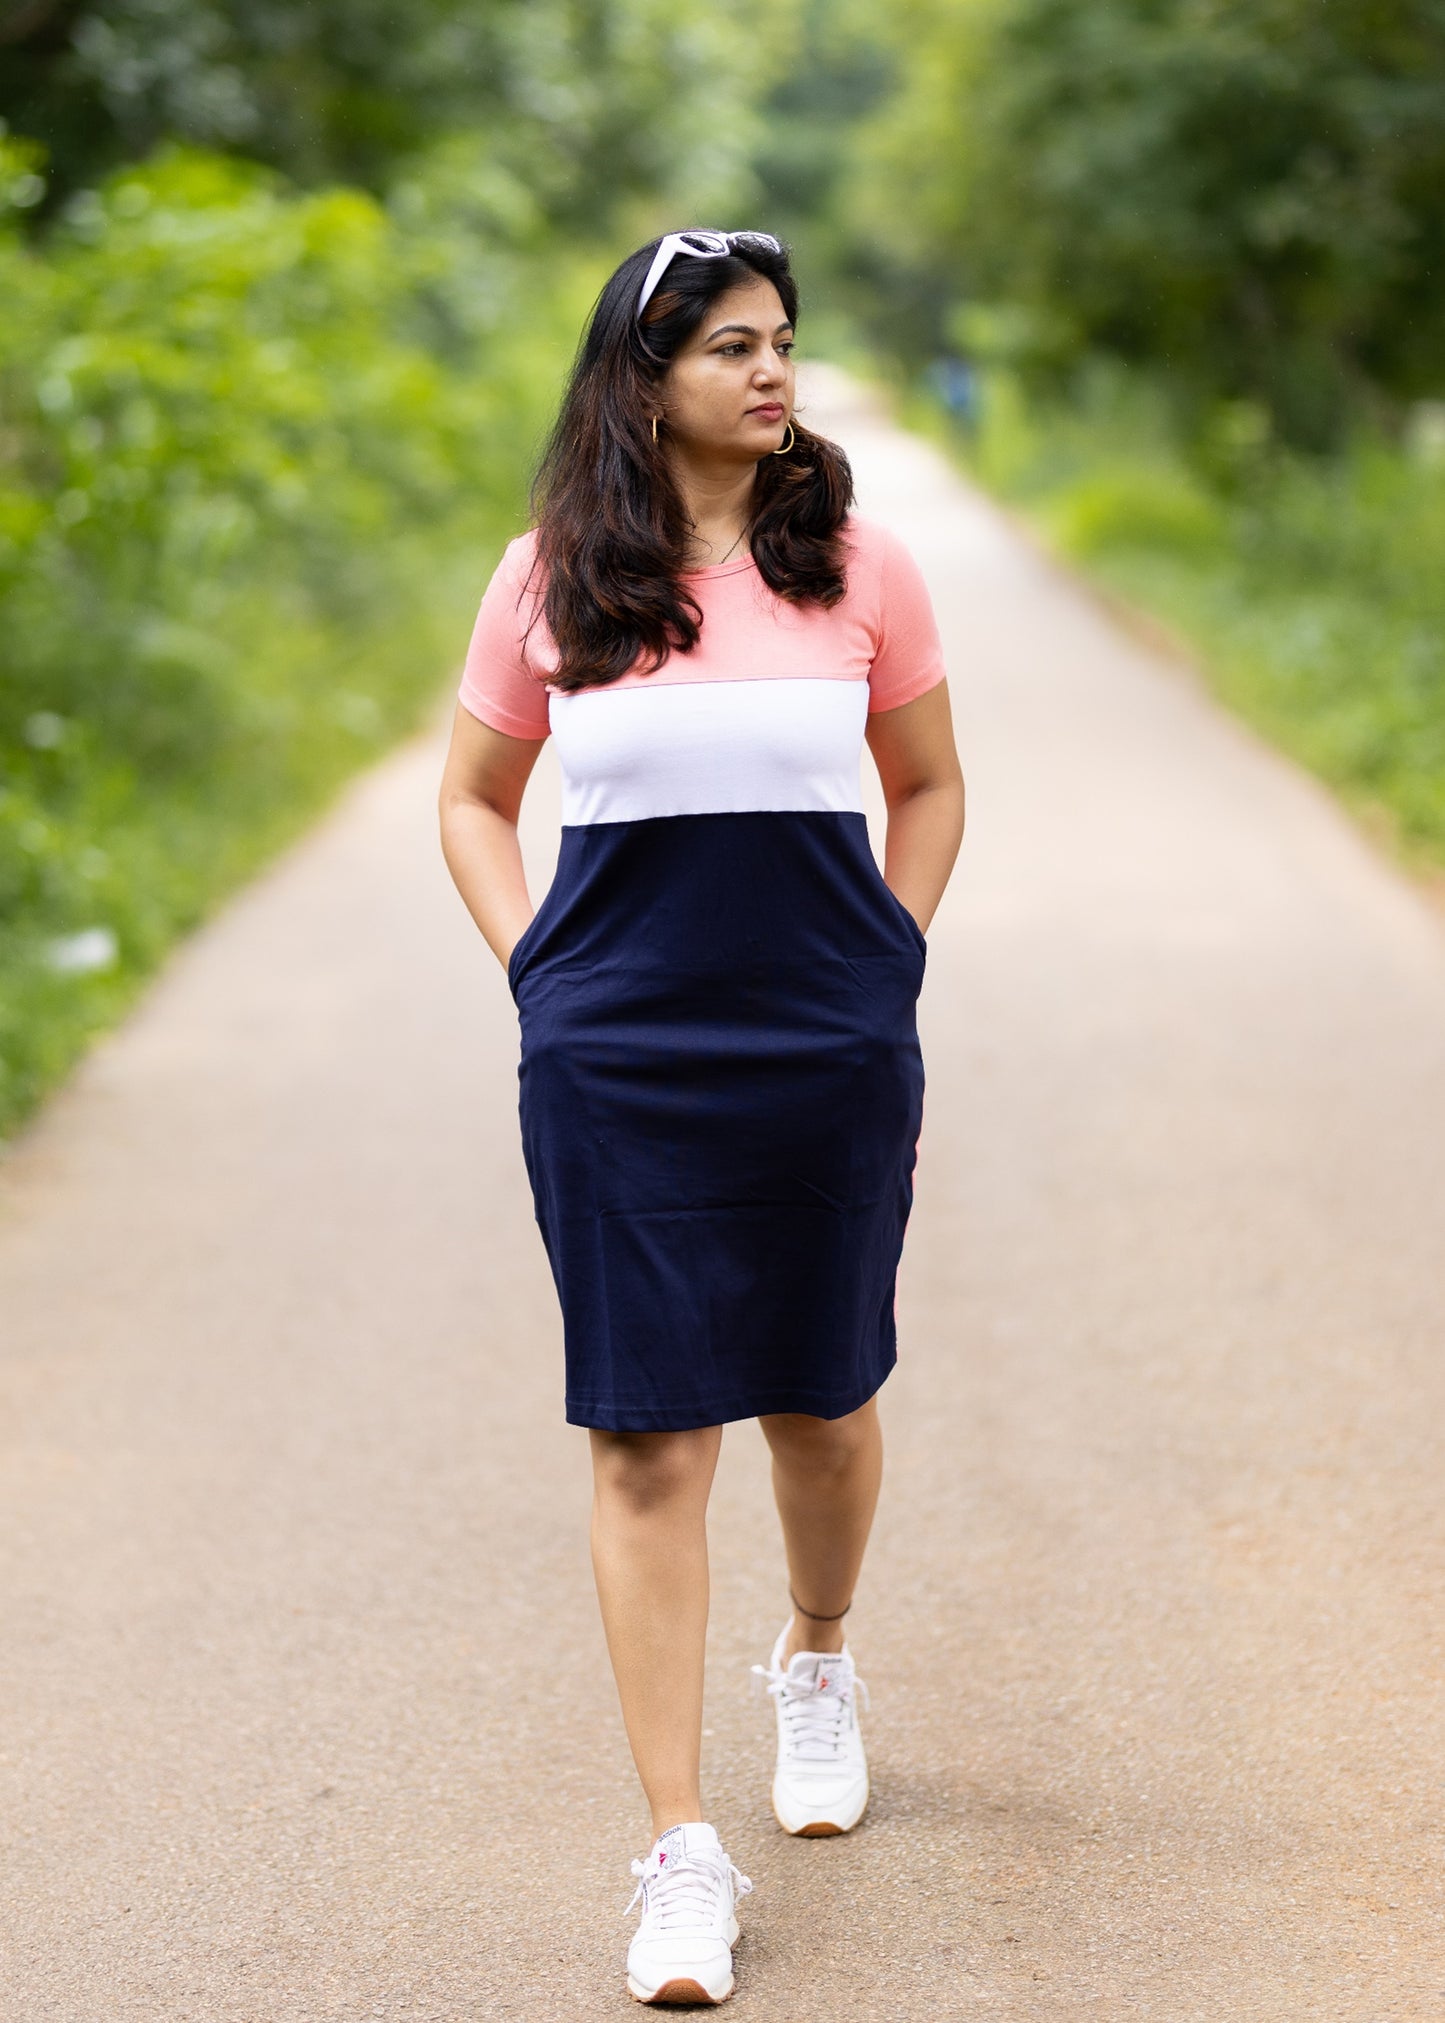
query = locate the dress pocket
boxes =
[506,888,552,997]
[881,879,927,960]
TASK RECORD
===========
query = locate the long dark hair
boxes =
[527,233,855,694]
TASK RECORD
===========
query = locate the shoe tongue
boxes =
[655,1821,721,1867]
[789,1651,848,1693]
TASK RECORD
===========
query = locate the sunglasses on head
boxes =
[636,229,784,318]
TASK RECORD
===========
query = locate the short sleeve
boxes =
[867,526,948,713]
[457,536,552,739]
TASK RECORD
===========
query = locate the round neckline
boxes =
[680,538,760,578]
[679,550,757,579]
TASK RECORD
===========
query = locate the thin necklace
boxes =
[712,526,747,566]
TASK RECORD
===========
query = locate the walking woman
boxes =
[438,229,964,2005]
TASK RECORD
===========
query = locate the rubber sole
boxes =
[627,1917,741,2004]
[628,1972,734,2005]
[772,1775,870,1837]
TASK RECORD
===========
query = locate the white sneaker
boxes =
[751,1618,871,1835]
[624,1820,753,2005]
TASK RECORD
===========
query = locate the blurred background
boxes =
[2,0,1442,1141]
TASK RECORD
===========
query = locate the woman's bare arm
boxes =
[437,703,548,973]
[863,681,966,935]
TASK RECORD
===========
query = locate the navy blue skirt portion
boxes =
[507,810,926,1431]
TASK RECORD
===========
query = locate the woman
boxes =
[438,228,965,2006]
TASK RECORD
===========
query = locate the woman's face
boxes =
[657,275,795,464]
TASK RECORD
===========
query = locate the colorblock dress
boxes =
[458,513,948,1432]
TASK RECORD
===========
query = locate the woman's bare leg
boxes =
[757,1395,883,1662]
[588,1424,724,1839]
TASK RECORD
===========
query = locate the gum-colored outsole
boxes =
[629,1976,733,2005]
[771,1778,869,1838]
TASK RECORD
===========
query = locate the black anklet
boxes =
[789,1585,852,1623]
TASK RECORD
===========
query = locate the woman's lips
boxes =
[748,404,785,420]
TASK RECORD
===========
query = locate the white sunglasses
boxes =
[636,229,784,317]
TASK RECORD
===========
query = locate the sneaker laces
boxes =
[624,1848,753,1927]
[750,1653,871,1759]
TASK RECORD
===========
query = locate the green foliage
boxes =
[1049,467,1227,562]
[0,136,606,1137]
[0,0,786,223]
[840,0,1445,445]
[751,0,896,243]
[925,365,1445,866]
[771,0,1445,881]
[0,0,810,1141]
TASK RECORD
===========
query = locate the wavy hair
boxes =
[526,233,855,693]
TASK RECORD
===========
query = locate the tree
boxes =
[843,0,1445,444]
[0,0,790,230]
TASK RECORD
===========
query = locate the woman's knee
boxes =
[762,1401,878,1476]
[589,1426,720,1517]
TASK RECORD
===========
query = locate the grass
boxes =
[0,144,611,1144]
[899,361,1445,883]
[0,525,505,1142]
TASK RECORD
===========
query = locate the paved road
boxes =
[2,365,1443,2020]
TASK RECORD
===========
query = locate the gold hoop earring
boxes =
[772,421,795,455]
[651,414,660,444]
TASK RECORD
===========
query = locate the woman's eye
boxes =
[716,340,793,357]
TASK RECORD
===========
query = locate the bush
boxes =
[924,361,1445,869]
[843,0,1445,445]
[0,138,598,1139]
[1049,467,1227,562]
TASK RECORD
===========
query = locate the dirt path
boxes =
[2,365,1442,2020]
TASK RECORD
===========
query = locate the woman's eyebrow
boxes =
[705,320,795,342]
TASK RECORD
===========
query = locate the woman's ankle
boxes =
[782,1618,845,1663]
[650,1814,706,1842]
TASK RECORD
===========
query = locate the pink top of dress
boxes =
[458,511,948,742]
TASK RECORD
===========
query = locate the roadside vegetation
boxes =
[919,367,1445,873]
[0,0,787,1140]
[3,0,1441,1140]
[756,0,1445,877]
[0,136,602,1135]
